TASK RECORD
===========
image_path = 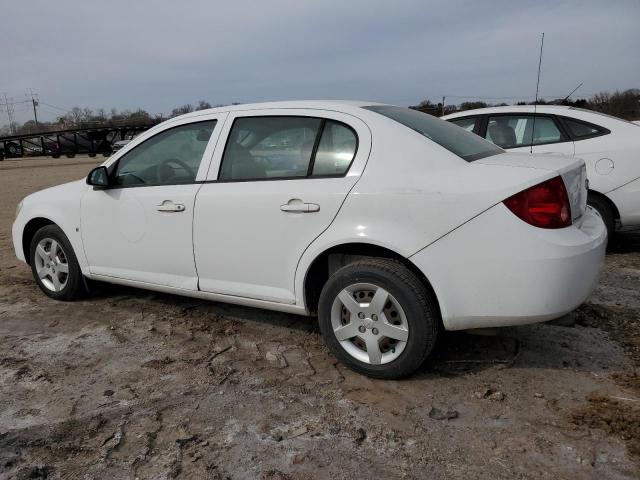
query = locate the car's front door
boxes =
[80,114,226,289]
[193,110,371,304]
[484,114,575,156]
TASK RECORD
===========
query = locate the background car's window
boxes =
[114,121,216,186]
[562,118,603,138]
[449,117,478,133]
[220,117,322,180]
[312,120,357,176]
[364,105,502,162]
[485,115,562,148]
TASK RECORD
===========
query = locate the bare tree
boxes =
[196,100,212,110]
[170,104,195,117]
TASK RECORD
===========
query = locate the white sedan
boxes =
[12,101,606,378]
[443,105,640,238]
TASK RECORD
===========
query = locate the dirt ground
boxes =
[0,156,639,480]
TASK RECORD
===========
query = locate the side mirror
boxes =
[86,166,110,189]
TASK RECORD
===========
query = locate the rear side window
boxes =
[220,117,321,180]
[364,105,502,162]
[448,116,479,133]
[562,117,608,139]
[219,116,358,181]
[312,120,357,176]
[485,115,563,148]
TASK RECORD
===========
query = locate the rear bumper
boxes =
[410,204,606,331]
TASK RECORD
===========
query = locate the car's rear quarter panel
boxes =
[410,203,606,330]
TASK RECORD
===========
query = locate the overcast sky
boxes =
[1,0,638,123]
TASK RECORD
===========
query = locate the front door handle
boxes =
[157,200,185,212]
[280,199,320,213]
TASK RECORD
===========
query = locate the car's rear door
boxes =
[193,109,371,304]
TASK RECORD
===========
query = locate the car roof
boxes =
[441,104,637,130]
[176,100,388,120]
[442,105,575,119]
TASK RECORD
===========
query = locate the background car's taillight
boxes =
[503,176,572,229]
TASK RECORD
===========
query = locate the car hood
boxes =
[23,179,87,207]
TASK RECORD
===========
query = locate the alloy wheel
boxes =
[330,282,409,365]
[34,237,69,292]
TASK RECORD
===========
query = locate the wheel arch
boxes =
[302,242,441,319]
[588,189,620,220]
[22,217,56,265]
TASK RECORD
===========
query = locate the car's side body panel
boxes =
[87,272,308,315]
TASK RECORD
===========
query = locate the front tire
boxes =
[318,258,439,379]
[29,225,87,300]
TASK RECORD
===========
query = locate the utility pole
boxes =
[27,88,39,131]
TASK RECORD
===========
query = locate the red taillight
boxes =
[503,176,571,229]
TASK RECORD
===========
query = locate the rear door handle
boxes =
[157,200,185,212]
[280,199,320,213]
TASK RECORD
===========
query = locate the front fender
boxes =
[12,180,90,274]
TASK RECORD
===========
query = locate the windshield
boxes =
[364,105,503,162]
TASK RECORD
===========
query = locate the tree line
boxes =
[411,88,640,120]
[1,89,638,137]
[0,100,237,137]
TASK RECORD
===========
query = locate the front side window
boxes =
[219,116,358,181]
[485,115,562,148]
[449,116,479,133]
[364,105,502,162]
[114,121,216,186]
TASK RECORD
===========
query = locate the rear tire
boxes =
[317,258,439,379]
[29,225,87,301]
[587,193,615,243]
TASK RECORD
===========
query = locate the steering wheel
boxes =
[156,158,196,183]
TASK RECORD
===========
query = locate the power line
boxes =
[40,101,72,113]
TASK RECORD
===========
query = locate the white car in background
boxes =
[443,106,640,238]
[12,101,606,378]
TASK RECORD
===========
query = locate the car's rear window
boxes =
[364,105,503,162]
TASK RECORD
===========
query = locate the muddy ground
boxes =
[0,156,639,479]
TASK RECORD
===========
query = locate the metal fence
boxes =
[0,123,156,160]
